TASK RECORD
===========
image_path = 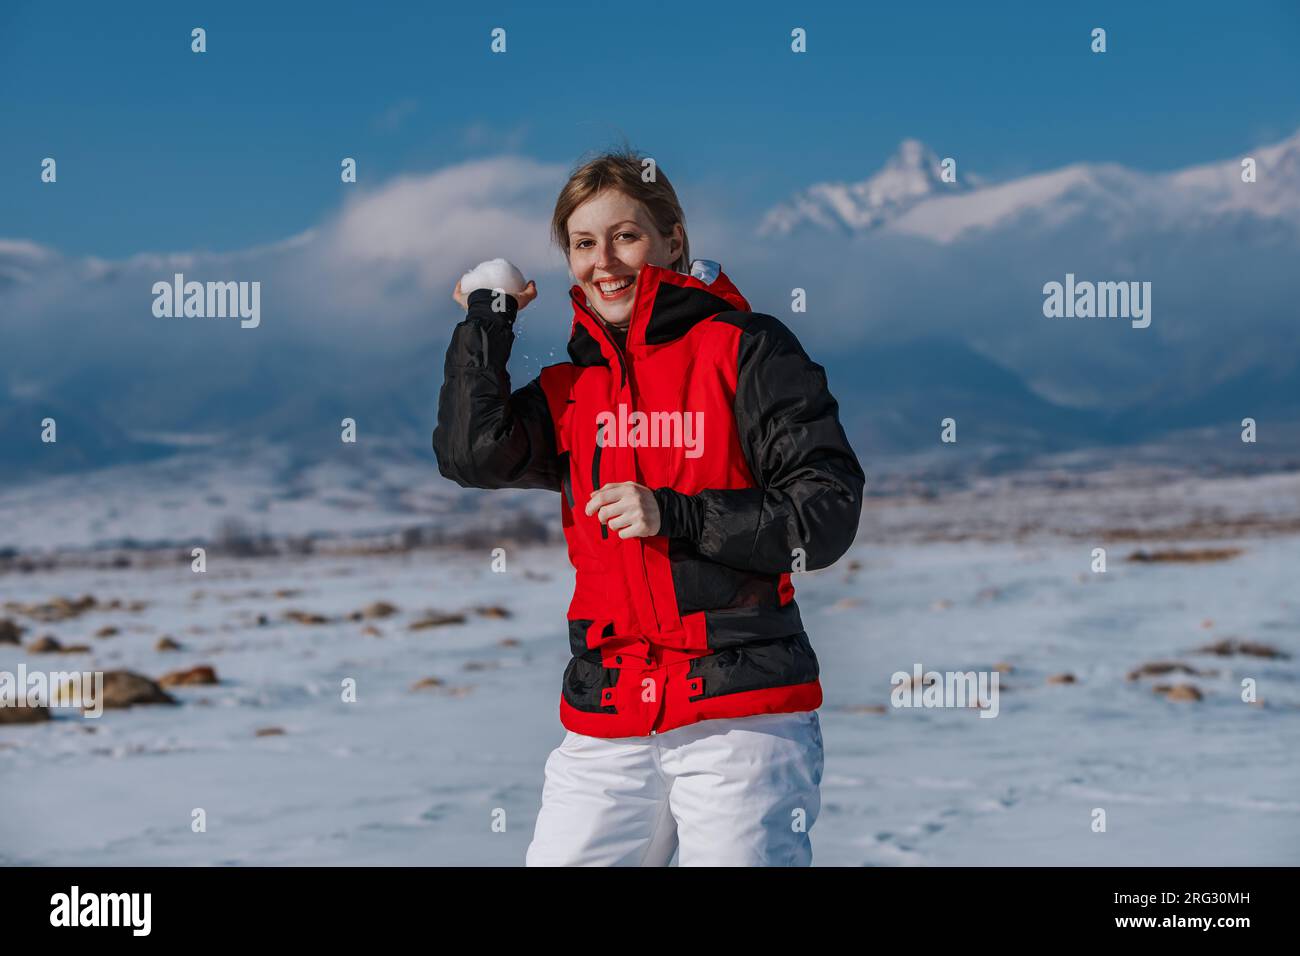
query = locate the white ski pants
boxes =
[525,709,824,866]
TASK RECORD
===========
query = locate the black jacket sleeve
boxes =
[652,313,864,574]
[432,288,561,492]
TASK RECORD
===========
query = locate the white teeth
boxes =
[598,277,632,293]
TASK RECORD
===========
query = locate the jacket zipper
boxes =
[559,453,575,508]
[593,419,607,539]
[572,287,626,543]
[570,286,660,630]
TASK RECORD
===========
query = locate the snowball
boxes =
[459,258,527,296]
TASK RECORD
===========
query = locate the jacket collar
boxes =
[567,260,750,370]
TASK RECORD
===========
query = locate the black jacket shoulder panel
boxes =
[659,310,865,574]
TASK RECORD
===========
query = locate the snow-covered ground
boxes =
[0,440,541,553]
[2,469,1299,866]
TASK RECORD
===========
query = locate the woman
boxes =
[433,149,865,866]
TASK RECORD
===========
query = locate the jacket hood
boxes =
[567,259,750,368]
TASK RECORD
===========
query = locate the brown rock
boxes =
[411,676,445,690]
[350,601,399,620]
[1046,673,1077,685]
[1154,683,1203,702]
[155,636,182,651]
[0,702,50,724]
[285,610,330,625]
[94,626,119,638]
[159,665,219,687]
[408,611,467,630]
[1126,661,1212,681]
[28,635,63,653]
[1127,547,1243,564]
[15,594,96,623]
[254,726,285,737]
[474,605,511,619]
[498,637,521,647]
[1194,638,1289,659]
[0,618,23,645]
[992,661,1015,673]
[1238,641,1289,659]
[98,671,177,709]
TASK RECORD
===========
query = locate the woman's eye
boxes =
[618,232,638,241]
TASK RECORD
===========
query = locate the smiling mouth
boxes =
[596,275,635,300]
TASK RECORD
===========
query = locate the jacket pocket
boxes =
[562,649,620,713]
[667,538,783,620]
[684,631,819,701]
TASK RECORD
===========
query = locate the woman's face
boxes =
[566,189,682,330]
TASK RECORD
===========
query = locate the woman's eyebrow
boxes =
[570,220,641,238]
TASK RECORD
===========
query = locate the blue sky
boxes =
[3,0,1298,257]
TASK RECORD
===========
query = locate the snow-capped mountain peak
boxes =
[760,129,1300,244]
[758,139,974,237]
[1167,127,1300,218]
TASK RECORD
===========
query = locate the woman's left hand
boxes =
[586,482,661,538]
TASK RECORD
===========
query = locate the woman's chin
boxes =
[593,301,632,328]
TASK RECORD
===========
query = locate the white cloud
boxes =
[3,140,1300,424]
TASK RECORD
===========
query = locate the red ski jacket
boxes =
[433,260,864,737]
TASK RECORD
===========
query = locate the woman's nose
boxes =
[594,242,618,271]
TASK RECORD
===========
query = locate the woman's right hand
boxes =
[453,278,538,312]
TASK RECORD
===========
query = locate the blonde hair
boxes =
[551,146,690,273]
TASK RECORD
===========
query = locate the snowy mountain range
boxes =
[3,132,1299,480]
[749,128,1300,449]
[759,130,1300,242]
